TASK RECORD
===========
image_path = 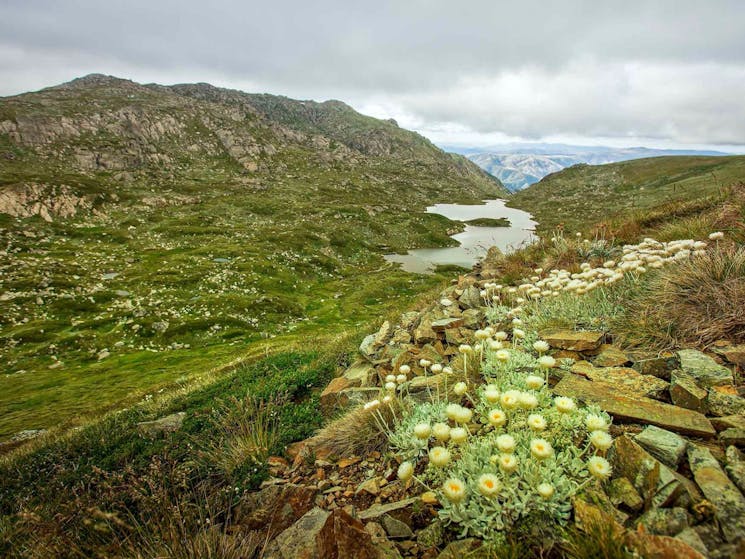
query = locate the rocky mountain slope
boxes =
[0,74,506,439]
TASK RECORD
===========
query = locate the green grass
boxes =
[464,217,511,227]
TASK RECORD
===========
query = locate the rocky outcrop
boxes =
[0,183,99,221]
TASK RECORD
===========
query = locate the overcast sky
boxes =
[1,0,744,151]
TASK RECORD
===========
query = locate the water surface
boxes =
[385,199,536,273]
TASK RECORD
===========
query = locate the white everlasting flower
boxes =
[454,407,473,425]
[397,461,414,481]
[445,403,462,421]
[513,328,526,339]
[512,318,523,326]
[530,438,554,460]
[487,408,507,427]
[494,331,508,341]
[458,344,474,354]
[500,390,521,409]
[495,349,511,362]
[533,340,550,354]
[496,434,516,453]
[709,231,724,241]
[385,374,396,383]
[498,453,518,473]
[432,422,451,442]
[525,375,544,389]
[363,399,380,411]
[585,414,609,432]
[453,382,468,396]
[474,329,490,340]
[587,456,612,479]
[419,359,431,368]
[442,366,453,375]
[484,387,500,404]
[537,482,555,500]
[429,446,452,467]
[477,473,501,497]
[442,478,466,503]
[519,392,539,409]
[384,381,396,392]
[450,427,468,444]
[527,414,547,431]
[554,396,576,414]
[399,365,411,375]
[589,430,614,451]
[538,355,556,369]
[430,363,443,374]
[396,374,407,384]
[413,423,431,440]
[489,340,504,351]
[382,395,393,403]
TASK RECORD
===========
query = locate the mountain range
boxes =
[445,143,734,191]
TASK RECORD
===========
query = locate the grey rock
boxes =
[381,514,413,539]
[11,429,46,442]
[632,353,679,381]
[608,477,644,511]
[688,444,745,543]
[677,349,733,388]
[707,389,745,417]
[674,527,709,556]
[720,428,745,447]
[431,317,464,332]
[342,360,376,387]
[460,308,485,329]
[416,519,445,548]
[263,507,330,559]
[457,285,482,309]
[152,320,169,333]
[636,506,689,536]
[724,445,745,495]
[137,412,186,437]
[711,414,745,432]
[359,497,419,520]
[635,425,688,468]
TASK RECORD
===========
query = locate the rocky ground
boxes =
[235,249,745,559]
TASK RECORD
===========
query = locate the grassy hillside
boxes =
[0,75,507,440]
[508,155,745,234]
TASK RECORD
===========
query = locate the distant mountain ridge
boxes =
[444,143,733,191]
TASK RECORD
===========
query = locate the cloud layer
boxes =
[1,0,744,148]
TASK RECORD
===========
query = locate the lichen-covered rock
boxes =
[670,372,708,413]
[136,412,185,437]
[632,352,679,381]
[571,361,669,399]
[593,344,631,367]
[635,425,688,468]
[541,329,604,352]
[636,507,689,536]
[707,386,745,417]
[554,374,716,438]
[687,445,745,543]
[724,445,745,495]
[677,349,733,388]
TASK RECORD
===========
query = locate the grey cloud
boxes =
[1,0,744,146]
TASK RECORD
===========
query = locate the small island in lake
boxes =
[463,217,511,227]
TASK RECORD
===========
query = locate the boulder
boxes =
[677,349,733,388]
[636,507,689,536]
[457,285,482,309]
[360,321,394,359]
[687,445,745,543]
[713,343,745,368]
[414,319,437,345]
[670,372,708,413]
[264,507,330,559]
[460,308,485,329]
[541,329,604,352]
[571,362,668,399]
[235,483,316,537]
[707,386,745,416]
[380,514,413,539]
[635,425,688,468]
[364,522,403,559]
[342,360,376,387]
[317,508,387,559]
[720,428,745,446]
[593,345,631,367]
[608,477,644,511]
[724,445,745,495]
[554,374,716,438]
[136,412,185,437]
[632,353,679,381]
[431,317,464,332]
[711,414,745,432]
